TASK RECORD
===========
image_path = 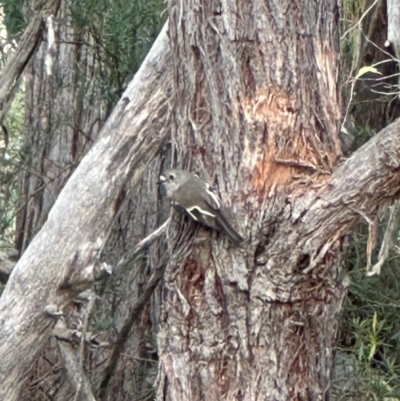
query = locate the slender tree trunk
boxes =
[16,0,108,253]
[0,0,61,124]
[388,0,400,62]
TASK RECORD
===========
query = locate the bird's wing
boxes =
[215,208,244,244]
[202,183,222,210]
[186,206,219,231]
[186,205,216,218]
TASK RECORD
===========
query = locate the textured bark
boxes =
[0,22,171,401]
[156,0,400,400]
[98,254,168,400]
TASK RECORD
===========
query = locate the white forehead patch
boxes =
[159,175,166,182]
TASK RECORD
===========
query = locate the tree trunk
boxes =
[0,0,61,124]
[387,0,400,92]
[156,1,399,399]
[16,0,108,253]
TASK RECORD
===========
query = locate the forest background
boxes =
[1,0,400,400]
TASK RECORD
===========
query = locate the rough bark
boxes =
[0,22,172,401]
[91,167,169,401]
[156,0,400,400]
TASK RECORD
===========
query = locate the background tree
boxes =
[1,0,167,399]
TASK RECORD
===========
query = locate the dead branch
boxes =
[57,320,97,401]
[302,118,400,271]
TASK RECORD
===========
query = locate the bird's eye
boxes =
[169,174,174,180]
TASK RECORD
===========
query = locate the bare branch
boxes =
[72,293,96,401]
[367,201,399,276]
[57,320,97,401]
[302,118,400,270]
[114,217,170,272]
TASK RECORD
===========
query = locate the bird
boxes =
[158,169,244,244]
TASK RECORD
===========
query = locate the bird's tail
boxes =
[216,209,244,245]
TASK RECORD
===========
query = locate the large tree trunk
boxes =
[156,1,396,399]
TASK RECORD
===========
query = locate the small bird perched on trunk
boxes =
[158,169,244,245]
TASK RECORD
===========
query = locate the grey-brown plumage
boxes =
[158,169,244,244]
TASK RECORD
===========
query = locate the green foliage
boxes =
[69,0,166,106]
[0,0,26,37]
[338,224,400,399]
[338,2,400,398]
